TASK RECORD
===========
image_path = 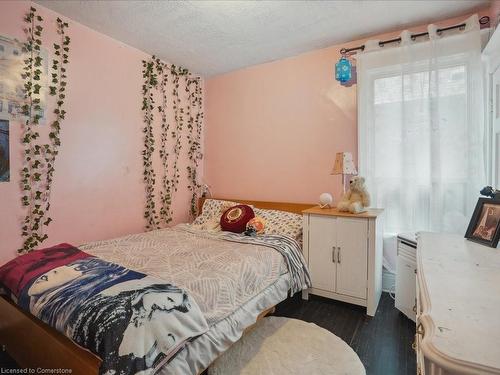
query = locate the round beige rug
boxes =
[208,316,366,375]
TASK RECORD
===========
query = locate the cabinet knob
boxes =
[338,247,341,264]
[332,246,336,263]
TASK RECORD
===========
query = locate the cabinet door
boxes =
[336,218,368,299]
[308,215,336,292]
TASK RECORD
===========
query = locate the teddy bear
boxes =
[337,176,371,214]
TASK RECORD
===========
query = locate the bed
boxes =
[0,197,313,375]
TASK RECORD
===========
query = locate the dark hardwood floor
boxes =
[1,293,415,375]
[272,292,416,375]
[0,345,18,370]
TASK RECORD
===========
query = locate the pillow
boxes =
[245,216,266,235]
[220,205,255,233]
[192,199,241,231]
[253,207,303,242]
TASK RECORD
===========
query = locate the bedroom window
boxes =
[370,64,473,232]
[357,17,486,272]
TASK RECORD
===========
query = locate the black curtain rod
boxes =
[339,15,490,55]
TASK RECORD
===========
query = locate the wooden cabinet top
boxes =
[302,206,384,219]
[417,232,500,373]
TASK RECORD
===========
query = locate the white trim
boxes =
[306,287,367,307]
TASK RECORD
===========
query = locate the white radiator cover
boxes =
[395,234,417,322]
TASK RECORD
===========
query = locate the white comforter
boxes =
[81,225,289,325]
[80,224,311,374]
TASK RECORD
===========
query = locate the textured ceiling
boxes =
[35,0,490,77]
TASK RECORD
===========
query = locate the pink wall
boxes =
[204,10,490,205]
[0,3,491,265]
[0,1,198,264]
[492,0,500,27]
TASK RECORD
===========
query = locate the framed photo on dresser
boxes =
[465,198,500,248]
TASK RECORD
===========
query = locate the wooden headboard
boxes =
[198,197,315,215]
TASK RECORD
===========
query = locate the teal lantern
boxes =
[335,56,352,83]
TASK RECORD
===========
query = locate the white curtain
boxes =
[357,15,486,272]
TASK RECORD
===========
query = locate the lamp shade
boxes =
[331,152,357,175]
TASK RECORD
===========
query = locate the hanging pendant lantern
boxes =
[335,54,352,83]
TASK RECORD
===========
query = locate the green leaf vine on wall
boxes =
[20,7,44,252]
[141,57,203,229]
[170,64,187,199]
[155,58,173,225]
[141,58,159,231]
[19,7,71,253]
[186,78,203,217]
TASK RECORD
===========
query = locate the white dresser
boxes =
[416,233,500,374]
[301,206,384,316]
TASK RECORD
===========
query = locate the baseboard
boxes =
[382,268,395,293]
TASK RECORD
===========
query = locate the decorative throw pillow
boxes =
[247,216,266,234]
[245,216,266,235]
[220,205,255,233]
[192,199,241,231]
[253,208,303,242]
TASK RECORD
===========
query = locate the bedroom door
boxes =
[335,218,368,299]
[308,214,336,292]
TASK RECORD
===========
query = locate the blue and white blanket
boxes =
[0,244,209,375]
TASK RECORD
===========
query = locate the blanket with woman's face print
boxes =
[0,244,209,375]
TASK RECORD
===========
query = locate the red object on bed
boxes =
[220,204,255,233]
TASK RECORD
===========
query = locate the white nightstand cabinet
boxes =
[302,206,384,316]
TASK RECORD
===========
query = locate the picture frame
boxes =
[465,198,500,248]
[0,34,48,124]
[0,119,9,182]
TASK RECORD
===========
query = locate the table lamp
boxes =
[331,152,357,194]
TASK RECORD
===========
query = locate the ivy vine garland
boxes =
[141,58,159,231]
[170,64,187,201]
[19,7,71,253]
[20,7,44,252]
[141,57,203,228]
[186,78,203,217]
[156,58,173,225]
